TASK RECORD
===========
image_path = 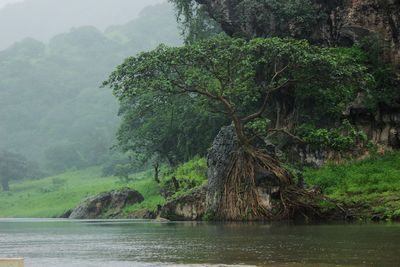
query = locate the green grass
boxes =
[172,156,207,184]
[160,156,208,198]
[0,167,164,218]
[123,158,207,214]
[304,152,400,220]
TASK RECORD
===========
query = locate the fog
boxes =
[0,0,164,50]
[0,0,23,8]
[0,0,181,175]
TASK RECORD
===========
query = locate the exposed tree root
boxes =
[277,185,324,220]
[217,146,289,220]
[217,145,326,221]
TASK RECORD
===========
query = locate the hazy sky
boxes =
[0,0,23,8]
[0,0,164,50]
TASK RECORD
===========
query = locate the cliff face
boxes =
[343,0,400,66]
[196,0,400,67]
[192,0,400,152]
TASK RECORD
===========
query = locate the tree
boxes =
[105,36,367,220]
[0,151,28,191]
[114,87,228,168]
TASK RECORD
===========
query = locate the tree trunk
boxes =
[153,163,160,184]
[171,176,180,191]
[1,178,9,191]
[218,145,293,220]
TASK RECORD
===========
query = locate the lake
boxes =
[0,219,399,266]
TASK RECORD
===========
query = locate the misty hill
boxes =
[0,3,181,172]
[0,0,163,50]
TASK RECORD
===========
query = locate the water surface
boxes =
[0,219,399,266]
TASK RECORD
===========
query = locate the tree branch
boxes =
[241,63,290,123]
[267,128,304,143]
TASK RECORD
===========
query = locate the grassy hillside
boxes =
[0,157,207,219]
[0,167,163,218]
[304,152,400,220]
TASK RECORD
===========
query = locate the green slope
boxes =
[304,152,400,220]
[0,167,163,218]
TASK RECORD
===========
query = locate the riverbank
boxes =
[0,153,399,222]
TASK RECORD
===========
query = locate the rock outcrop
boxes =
[206,125,281,219]
[69,188,144,219]
[206,125,237,213]
[342,0,400,67]
[346,93,400,148]
[126,209,158,220]
[159,187,206,221]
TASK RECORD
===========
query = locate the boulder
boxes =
[69,188,144,219]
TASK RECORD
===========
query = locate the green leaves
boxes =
[105,35,371,163]
[296,120,368,151]
[106,35,365,119]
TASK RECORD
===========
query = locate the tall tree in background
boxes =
[105,36,367,219]
[0,151,28,191]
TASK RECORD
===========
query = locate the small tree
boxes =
[105,36,367,220]
[0,151,28,191]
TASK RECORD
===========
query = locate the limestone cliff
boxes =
[195,0,400,67]
[342,0,400,67]
[191,0,400,151]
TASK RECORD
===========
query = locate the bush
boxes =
[161,156,207,199]
[296,120,367,151]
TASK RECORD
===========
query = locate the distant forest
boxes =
[0,3,181,174]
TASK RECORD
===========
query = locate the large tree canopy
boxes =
[105,36,369,219]
[105,36,367,145]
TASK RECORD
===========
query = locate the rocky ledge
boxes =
[159,187,207,221]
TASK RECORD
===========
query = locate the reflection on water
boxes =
[0,219,399,267]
